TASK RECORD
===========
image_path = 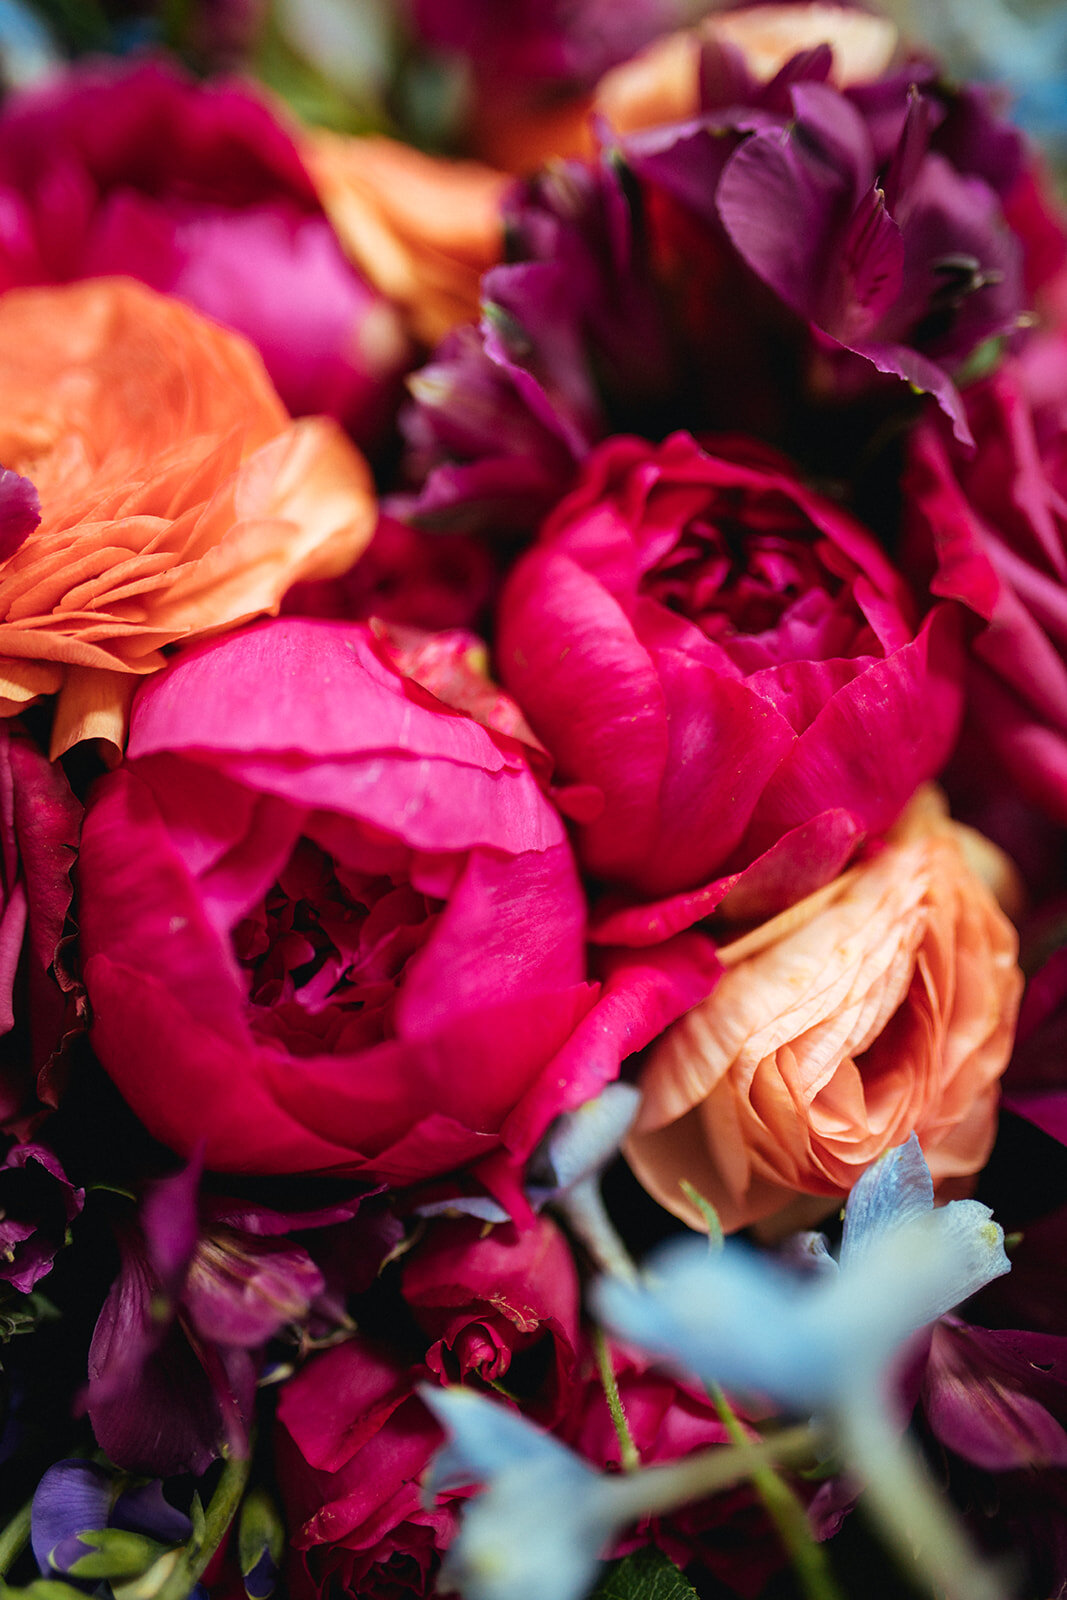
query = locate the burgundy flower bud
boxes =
[402,1214,579,1419]
[0,1139,82,1293]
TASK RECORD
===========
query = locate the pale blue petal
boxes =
[419,1385,585,1492]
[531,1083,642,1195]
[593,1238,831,1404]
[839,1134,933,1270]
[415,1196,510,1223]
[438,1459,619,1600]
[594,1201,1011,1412]
[422,1387,622,1600]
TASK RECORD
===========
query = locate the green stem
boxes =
[709,1385,844,1600]
[837,1399,1010,1600]
[609,1423,823,1525]
[152,1451,251,1600]
[0,1496,31,1581]
[593,1325,640,1473]
[556,1177,638,1285]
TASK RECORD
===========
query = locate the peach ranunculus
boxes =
[0,278,376,757]
[302,133,509,347]
[624,790,1023,1236]
[467,4,899,173]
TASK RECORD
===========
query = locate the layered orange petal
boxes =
[0,279,377,754]
[626,790,1022,1234]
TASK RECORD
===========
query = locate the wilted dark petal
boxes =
[0,1140,83,1292]
[87,1237,222,1476]
[923,1317,1067,1470]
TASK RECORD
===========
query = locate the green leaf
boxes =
[0,1583,88,1599]
[589,1546,700,1600]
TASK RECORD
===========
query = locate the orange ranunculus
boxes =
[468,4,899,172]
[0,278,376,757]
[625,790,1023,1236]
[303,133,509,347]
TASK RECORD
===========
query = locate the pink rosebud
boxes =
[403,1213,579,1420]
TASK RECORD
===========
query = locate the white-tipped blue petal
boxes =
[415,1196,510,1224]
[438,1458,620,1600]
[419,1385,583,1493]
[839,1134,934,1270]
[421,1387,621,1600]
[593,1238,829,1404]
[532,1084,642,1196]
[594,1199,1011,1413]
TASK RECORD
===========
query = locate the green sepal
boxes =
[237,1487,285,1578]
[65,1528,169,1581]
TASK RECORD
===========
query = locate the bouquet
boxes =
[0,2,1062,1598]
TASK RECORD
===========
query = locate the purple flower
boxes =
[86,1160,368,1475]
[629,53,1026,444]
[399,51,1034,540]
[32,1459,194,1587]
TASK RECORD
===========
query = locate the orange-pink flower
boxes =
[625,791,1023,1235]
[0,278,376,755]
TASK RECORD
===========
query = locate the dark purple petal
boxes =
[0,467,39,562]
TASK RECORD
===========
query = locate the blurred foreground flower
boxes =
[595,1136,1013,1600]
[0,58,409,445]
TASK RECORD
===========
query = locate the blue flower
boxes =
[421,1386,627,1600]
[592,1135,1009,1412]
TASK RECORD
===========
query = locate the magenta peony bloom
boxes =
[497,431,963,943]
[904,330,1067,829]
[276,1339,462,1600]
[78,618,715,1182]
[402,1213,579,1421]
[0,59,408,446]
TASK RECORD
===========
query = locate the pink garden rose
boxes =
[77,618,715,1184]
[497,430,963,944]
[0,59,407,446]
[276,1340,460,1600]
[905,330,1067,828]
[402,1213,579,1421]
[561,1340,780,1596]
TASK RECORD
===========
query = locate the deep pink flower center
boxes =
[640,485,876,669]
[233,838,443,1055]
